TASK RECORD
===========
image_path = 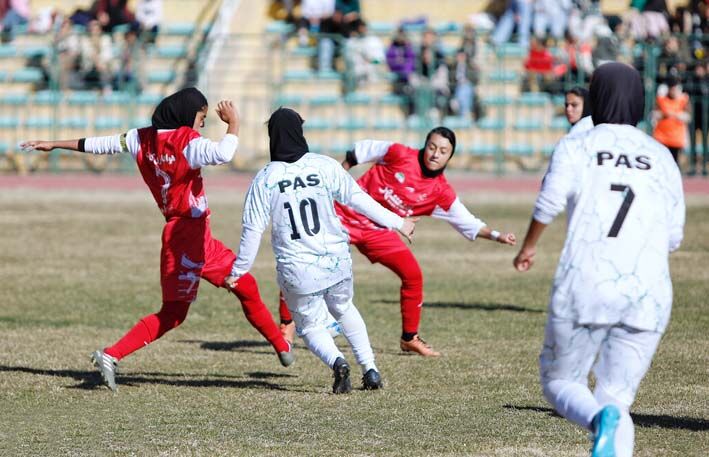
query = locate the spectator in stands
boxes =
[53,17,81,90]
[0,0,30,43]
[686,61,709,175]
[460,23,477,61]
[413,29,449,120]
[113,24,144,92]
[333,0,360,38]
[687,0,708,58]
[448,48,479,120]
[135,0,162,44]
[653,75,691,164]
[591,19,622,70]
[558,31,592,85]
[297,0,335,46]
[533,0,571,43]
[78,19,114,93]
[95,0,134,33]
[657,35,691,83]
[628,0,670,41]
[491,0,533,49]
[298,0,337,72]
[386,27,416,117]
[523,36,562,92]
[345,20,385,88]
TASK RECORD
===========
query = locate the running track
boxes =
[1,173,709,194]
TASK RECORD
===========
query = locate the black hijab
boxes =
[418,126,456,178]
[590,62,644,126]
[267,107,309,163]
[151,87,208,130]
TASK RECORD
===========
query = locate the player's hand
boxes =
[498,232,517,246]
[216,100,239,126]
[398,217,419,244]
[224,275,239,289]
[19,140,54,152]
[513,247,536,272]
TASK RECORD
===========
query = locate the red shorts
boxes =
[160,217,236,302]
[344,223,408,263]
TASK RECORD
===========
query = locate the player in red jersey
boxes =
[278,127,516,356]
[21,88,293,391]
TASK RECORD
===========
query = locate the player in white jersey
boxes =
[565,86,593,136]
[225,108,416,394]
[514,63,685,457]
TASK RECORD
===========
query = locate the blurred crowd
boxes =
[0,0,164,93]
[269,0,708,173]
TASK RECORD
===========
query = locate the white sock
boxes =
[543,379,601,430]
[335,304,376,374]
[301,327,344,368]
[614,408,634,457]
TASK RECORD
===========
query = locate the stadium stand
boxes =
[1,0,706,176]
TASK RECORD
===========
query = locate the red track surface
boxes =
[1,173,708,194]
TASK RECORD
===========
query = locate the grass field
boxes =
[1,187,707,457]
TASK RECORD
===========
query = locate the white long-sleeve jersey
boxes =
[83,128,238,168]
[536,123,685,332]
[232,153,404,295]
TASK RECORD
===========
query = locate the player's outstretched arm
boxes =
[20,139,81,152]
[513,218,547,272]
[477,226,517,245]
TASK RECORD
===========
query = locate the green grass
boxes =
[0,189,707,456]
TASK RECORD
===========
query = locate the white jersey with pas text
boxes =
[535,123,685,332]
[232,153,403,295]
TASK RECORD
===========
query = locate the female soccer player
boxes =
[279,126,516,357]
[565,86,593,135]
[21,88,293,391]
[225,107,416,393]
[514,63,685,457]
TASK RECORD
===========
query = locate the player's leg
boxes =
[591,325,663,457]
[92,220,204,391]
[363,234,438,357]
[92,299,192,391]
[200,228,292,361]
[324,278,381,389]
[539,316,608,430]
[280,292,341,342]
[278,292,296,345]
[283,289,351,393]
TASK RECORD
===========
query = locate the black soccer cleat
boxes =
[362,368,383,390]
[332,357,352,394]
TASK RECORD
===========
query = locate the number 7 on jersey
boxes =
[608,184,635,238]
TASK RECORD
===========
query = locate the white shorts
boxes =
[539,316,662,408]
[281,278,354,337]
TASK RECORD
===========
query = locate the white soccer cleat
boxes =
[91,350,118,392]
[277,342,295,367]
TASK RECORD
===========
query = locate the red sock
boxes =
[104,301,191,360]
[377,250,424,335]
[279,292,293,323]
[230,273,289,353]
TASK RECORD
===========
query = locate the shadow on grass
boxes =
[0,364,296,392]
[179,339,272,353]
[503,404,709,431]
[377,299,543,313]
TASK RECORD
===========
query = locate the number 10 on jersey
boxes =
[284,199,321,240]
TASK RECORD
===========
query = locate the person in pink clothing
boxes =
[21,88,293,392]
